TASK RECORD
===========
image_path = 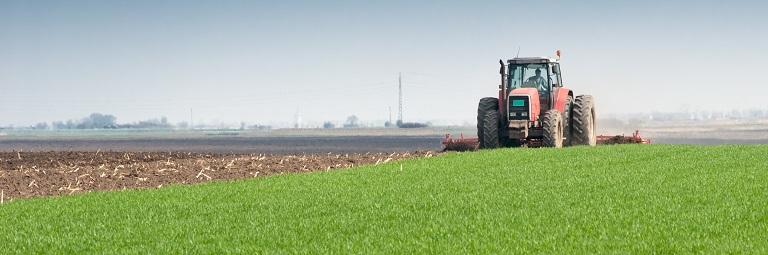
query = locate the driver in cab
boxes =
[524,68,547,92]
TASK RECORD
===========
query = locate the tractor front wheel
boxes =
[477,97,501,149]
[479,110,501,149]
[542,109,564,148]
[571,95,597,146]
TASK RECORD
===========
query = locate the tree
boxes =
[78,113,117,129]
[33,122,49,130]
[344,115,359,128]
[323,121,335,129]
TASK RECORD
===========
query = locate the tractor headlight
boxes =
[521,112,528,117]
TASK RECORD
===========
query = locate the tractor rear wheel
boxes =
[477,97,500,149]
[571,95,597,146]
[542,109,564,148]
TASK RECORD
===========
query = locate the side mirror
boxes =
[551,65,560,74]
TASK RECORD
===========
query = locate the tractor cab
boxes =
[506,57,562,113]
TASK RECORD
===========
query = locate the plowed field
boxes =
[0,151,433,200]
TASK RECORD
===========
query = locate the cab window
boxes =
[508,63,551,95]
[522,64,549,94]
[508,65,522,89]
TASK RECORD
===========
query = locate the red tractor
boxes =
[477,53,596,148]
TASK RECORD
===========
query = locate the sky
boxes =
[1,0,767,127]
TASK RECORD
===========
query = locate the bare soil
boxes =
[0,151,434,201]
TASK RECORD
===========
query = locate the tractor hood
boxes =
[508,88,540,122]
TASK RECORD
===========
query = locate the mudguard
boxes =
[553,88,572,113]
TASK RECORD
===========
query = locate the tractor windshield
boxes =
[508,64,550,95]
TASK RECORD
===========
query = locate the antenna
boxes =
[515,46,521,58]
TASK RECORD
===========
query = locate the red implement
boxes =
[443,130,650,151]
[441,133,479,151]
[597,130,651,145]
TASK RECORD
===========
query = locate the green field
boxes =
[1,145,767,253]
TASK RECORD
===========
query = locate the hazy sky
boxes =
[2,0,767,127]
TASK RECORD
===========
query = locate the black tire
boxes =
[477,97,499,148]
[479,110,501,149]
[542,109,564,148]
[571,95,597,146]
[563,96,574,146]
[478,97,498,112]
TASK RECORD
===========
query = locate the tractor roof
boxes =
[507,57,558,64]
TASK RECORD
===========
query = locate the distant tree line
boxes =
[317,115,429,129]
[23,112,431,130]
[43,113,173,130]
[52,113,118,129]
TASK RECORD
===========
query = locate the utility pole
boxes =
[398,73,403,124]
[189,108,193,130]
[294,109,301,129]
